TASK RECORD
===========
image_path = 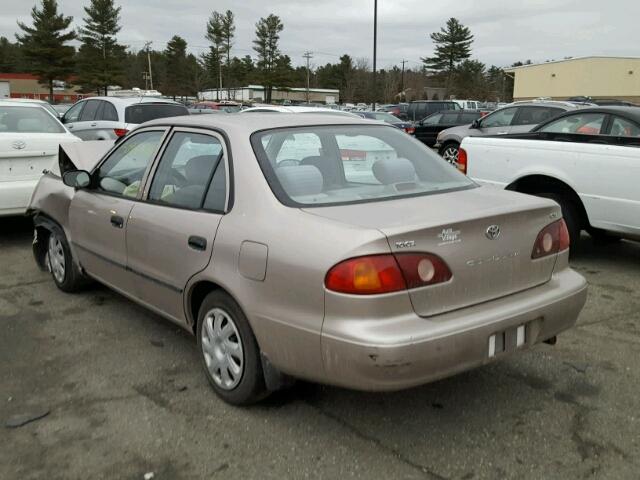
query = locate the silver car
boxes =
[28,113,587,405]
[62,96,189,141]
[435,101,585,163]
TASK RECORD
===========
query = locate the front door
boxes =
[475,106,518,136]
[126,129,229,323]
[69,129,167,292]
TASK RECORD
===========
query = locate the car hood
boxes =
[438,124,472,138]
[57,140,115,175]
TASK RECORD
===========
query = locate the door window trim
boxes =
[141,127,231,214]
[89,127,171,201]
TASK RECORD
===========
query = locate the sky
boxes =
[1,0,638,70]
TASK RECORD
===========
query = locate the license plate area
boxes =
[488,323,529,358]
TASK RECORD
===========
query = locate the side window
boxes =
[96,131,164,197]
[440,112,459,124]
[481,107,517,128]
[513,106,562,126]
[460,112,481,123]
[336,134,397,184]
[102,101,118,122]
[609,116,640,138]
[539,113,607,135]
[64,102,84,123]
[422,113,442,125]
[415,103,427,119]
[148,132,224,210]
[79,100,100,121]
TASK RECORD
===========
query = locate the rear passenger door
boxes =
[511,106,564,133]
[68,99,102,140]
[125,128,229,323]
[92,100,122,140]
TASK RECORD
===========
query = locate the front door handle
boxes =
[110,215,124,228]
[188,235,207,251]
[90,122,97,127]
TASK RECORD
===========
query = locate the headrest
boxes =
[185,155,217,185]
[372,158,416,185]
[276,165,323,197]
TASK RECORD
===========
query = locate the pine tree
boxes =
[220,11,235,96]
[422,18,473,93]
[163,36,189,99]
[16,0,76,102]
[205,11,225,97]
[253,14,283,103]
[77,0,126,95]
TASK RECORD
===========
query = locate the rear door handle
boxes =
[188,235,207,251]
[110,215,124,228]
[90,122,97,127]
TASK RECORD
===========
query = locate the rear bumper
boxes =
[0,179,38,216]
[320,268,587,391]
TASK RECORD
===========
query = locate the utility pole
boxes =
[144,41,154,90]
[303,51,313,104]
[372,0,378,111]
[400,59,407,101]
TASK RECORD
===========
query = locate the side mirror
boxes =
[470,119,481,129]
[63,170,91,189]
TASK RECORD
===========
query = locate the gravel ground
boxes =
[1,216,639,480]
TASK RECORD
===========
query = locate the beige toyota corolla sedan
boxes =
[29,113,588,405]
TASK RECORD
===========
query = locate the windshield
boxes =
[124,104,188,124]
[251,125,475,207]
[0,106,65,133]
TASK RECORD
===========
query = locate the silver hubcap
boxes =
[48,234,66,283]
[442,146,459,164]
[201,308,244,390]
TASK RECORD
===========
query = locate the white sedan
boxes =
[0,100,81,216]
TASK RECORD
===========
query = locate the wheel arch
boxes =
[506,174,590,228]
[186,279,238,335]
[32,212,62,271]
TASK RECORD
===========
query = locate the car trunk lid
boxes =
[304,187,561,317]
[0,134,71,182]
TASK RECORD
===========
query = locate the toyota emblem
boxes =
[11,140,26,150]
[485,225,501,240]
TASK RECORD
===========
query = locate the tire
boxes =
[538,192,581,248]
[588,228,622,245]
[439,142,460,165]
[46,225,88,292]
[197,291,267,405]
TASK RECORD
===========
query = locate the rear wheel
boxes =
[197,291,267,405]
[439,142,460,164]
[46,225,88,292]
[538,192,581,248]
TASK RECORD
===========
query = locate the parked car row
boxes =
[458,106,640,247]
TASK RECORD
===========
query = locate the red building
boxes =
[0,73,86,103]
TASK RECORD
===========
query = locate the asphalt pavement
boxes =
[1,216,639,480]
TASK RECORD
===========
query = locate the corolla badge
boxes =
[438,228,461,246]
[485,225,501,240]
[11,140,26,150]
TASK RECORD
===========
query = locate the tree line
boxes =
[1,0,522,104]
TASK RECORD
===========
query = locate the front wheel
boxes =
[46,225,88,292]
[439,142,460,164]
[197,291,267,405]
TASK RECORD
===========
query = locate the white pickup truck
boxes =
[458,106,640,245]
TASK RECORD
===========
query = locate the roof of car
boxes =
[0,99,48,108]
[80,96,181,106]
[144,112,373,132]
[505,100,583,109]
[242,105,344,113]
[537,105,640,122]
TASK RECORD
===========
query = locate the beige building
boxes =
[505,56,640,103]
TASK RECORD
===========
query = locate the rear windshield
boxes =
[0,106,65,133]
[124,104,188,124]
[251,125,475,207]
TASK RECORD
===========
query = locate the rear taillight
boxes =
[531,219,570,259]
[113,128,128,137]
[405,126,415,135]
[325,253,452,295]
[456,147,468,174]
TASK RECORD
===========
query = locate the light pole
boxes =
[303,51,313,104]
[144,41,154,90]
[372,0,378,111]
